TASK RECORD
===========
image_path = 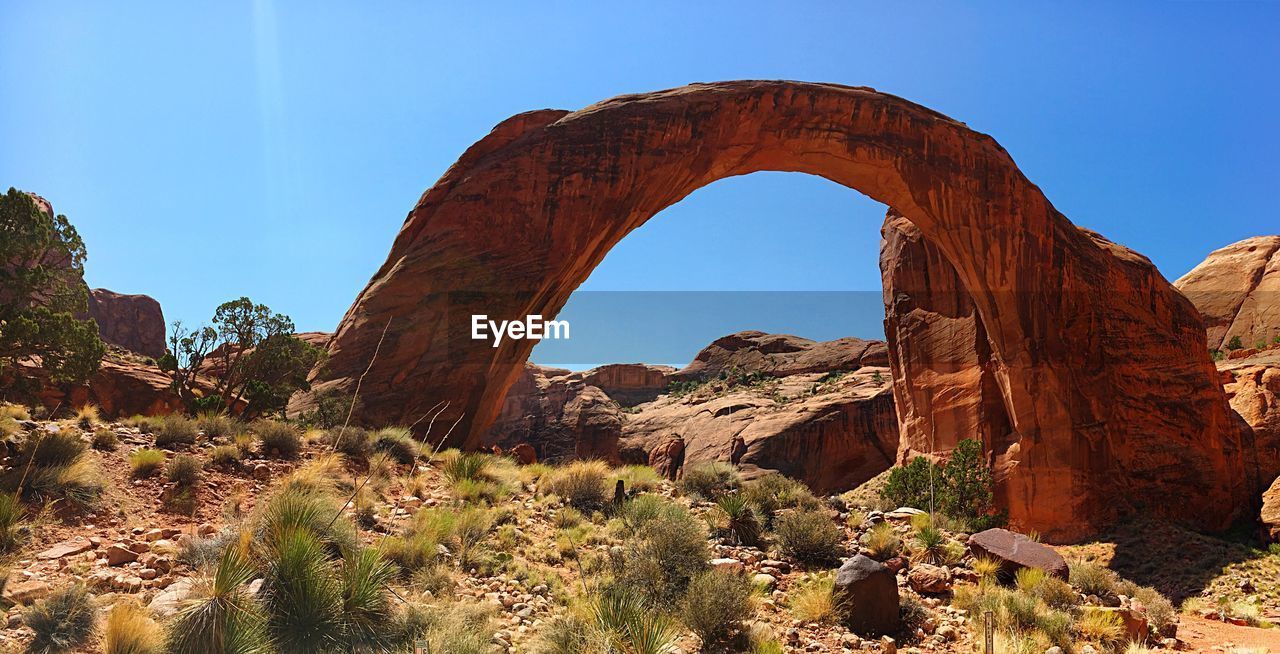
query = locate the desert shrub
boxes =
[451,506,495,569]
[25,584,98,654]
[255,486,359,557]
[91,428,119,451]
[789,571,836,623]
[711,493,762,546]
[196,412,233,439]
[676,461,741,500]
[1227,335,1245,350]
[101,600,161,654]
[775,509,842,566]
[899,594,935,635]
[1,402,31,421]
[615,494,685,536]
[536,614,601,654]
[1069,561,1119,600]
[327,427,371,462]
[154,415,198,448]
[129,449,166,478]
[372,426,419,465]
[167,454,203,487]
[1133,586,1175,634]
[410,563,456,598]
[618,502,710,605]
[254,419,302,458]
[609,465,662,493]
[396,601,496,654]
[207,445,242,469]
[541,460,610,509]
[0,492,25,553]
[863,521,902,561]
[680,569,754,645]
[592,588,680,654]
[740,473,820,527]
[1,431,103,509]
[74,404,100,429]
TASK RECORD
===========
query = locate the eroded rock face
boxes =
[483,363,623,463]
[1261,475,1280,542]
[24,353,211,418]
[580,363,674,406]
[618,368,899,494]
[88,289,166,358]
[1219,348,1280,485]
[670,331,887,382]
[311,80,1247,540]
[1175,236,1280,351]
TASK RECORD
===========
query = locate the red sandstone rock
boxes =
[1262,475,1280,541]
[967,528,1068,580]
[87,288,166,358]
[26,352,225,418]
[580,363,675,406]
[1220,349,1280,486]
[1175,236,1280,351]
[308,80,1247,541]
[670,331,887,382]
[483,363,622,463]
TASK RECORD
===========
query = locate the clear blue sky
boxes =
[2,2,1277,363]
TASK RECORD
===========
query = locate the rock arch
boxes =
[308,81,1248,540]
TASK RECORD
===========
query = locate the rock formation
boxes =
[1175,236,1280,351]
[87,288,166,358]
[22,352,222,418]
[483,363,623,463]
[310,80,1247,541]
[669,331,887,382]
[580,363,674,406]
[1219,347,1280,486]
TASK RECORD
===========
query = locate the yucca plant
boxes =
[166,537,267,654]
[712,493,761,546]
[0,491,27,554]
[337,548,398,650]
[592,589,679,654]
[2,432,104,509]
[255,486,358,557]
[260,528,344,653]
[25,584,98,654]
[910,524,949,565]
[102,600,162,654]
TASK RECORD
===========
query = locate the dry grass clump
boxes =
[254,419,302,458]
[608,465,662,493]
[91,428,119,451]
[1,430,103,509]
[0,492,28,554]
[153,414,198,448]
[129,449,166,478]
[740,472,820,527]
[73,404,100,429]
[25,584,98,654]
[101,600,161,654]
[195,412,233,439]
[372,426,419,464]
[863,521,903,560]
[540,460,610,510]
[789,571,836,623]
[166,454,203,487]
[208,444,242,469]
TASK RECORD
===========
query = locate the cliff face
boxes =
[1175,236,1280,351]
[88,289,166,359]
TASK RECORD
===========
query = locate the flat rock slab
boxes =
[968,528,1068,580]
[37,537,95,560]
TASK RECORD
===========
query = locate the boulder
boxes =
[2,578,50,605]
[907,563,952,594]
[1174,236,1280,351]
[87,288,166,358]
[148,577,198,618]
[308,80,1248,542]
[968,528,1068,581]
[107,543,140,566]
[834,555,900,636]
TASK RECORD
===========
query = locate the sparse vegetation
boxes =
[864,521,903,560]
[680,569,754,645]
[129,449,166,478]
[0,429,103,509]
[541,460,610,509]
[101,600,162,654]
[882,438,1004,528]
[710,492,762,546]
[0,491,27,553]
[372,426,419,464]
[166,453,203,487]
[774,508,842,566]
[153,414,198,448]
[25,584,98,654]
[676,460,740,500]
[255,419,302,458]
[91,427,119,451]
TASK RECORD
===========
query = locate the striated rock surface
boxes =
[24,352,223,419]
[580,363,674,406]
[1175,236,1280,351]
[669,331,888,382]
[483,363,623,463]
[87,288,166,358]
[617,366,898,494]
[1219,347,1280,486]
[311,80,1247,541]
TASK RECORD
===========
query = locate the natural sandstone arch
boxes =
[306,80,1248,540]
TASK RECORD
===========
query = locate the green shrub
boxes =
[154,415,198,449]
[676,461,740,500]
[255,486,359,557]
[619,503,710,605]
[774,509,842,566]
[166,454,203,487]
[0,431,103,510]
[129,449,166,478]
[196,412,233,439]
[680,569,754,644]
[1133,586,1175,635]
[166,541,267,654]
[616,494,685,535]
[25,584,98,654]
[440,452,490,483]
[1227,335,1244,350]
[1069,561,1119,600]
[592,588,679,654]
[91,428,119,451]
[541,460,610,509]
[372,427,419,465]
[608,465,662,493]
[327,427,371,462]
[255,420,302,458]
[882,438,1003,528]
[711,493,761,546]
[208,445,242,469]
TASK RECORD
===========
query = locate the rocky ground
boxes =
[4,410,1280,653]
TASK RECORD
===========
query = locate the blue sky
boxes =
[2,2,1277,365]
